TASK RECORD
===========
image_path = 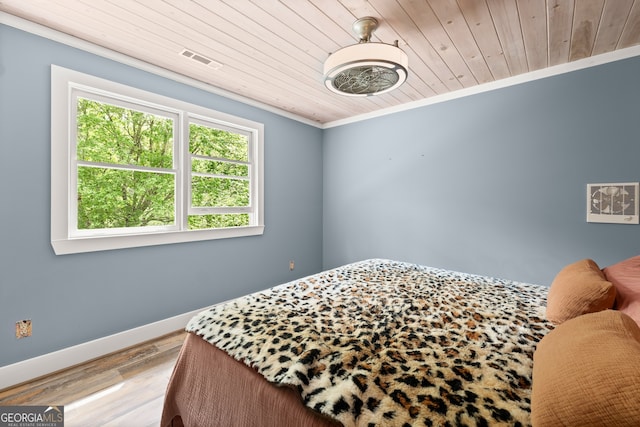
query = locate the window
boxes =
[51,66,264,255]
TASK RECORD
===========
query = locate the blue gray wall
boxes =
[0,24,323,367]
[323,56,640,286]
[2,21,640,369]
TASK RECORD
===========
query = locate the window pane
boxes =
[188,214,249,229]
[191,158,248,176]
[77,167,175,229]
[189,123,248,162]
[77,98,174,168]
[191,176,249,207]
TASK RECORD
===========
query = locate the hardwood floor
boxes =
[0,330,187,427]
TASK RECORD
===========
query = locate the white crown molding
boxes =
[0,306,210,390]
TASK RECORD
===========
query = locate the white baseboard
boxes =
[0,306,210,391]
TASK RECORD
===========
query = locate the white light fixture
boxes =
[323,17,408,97]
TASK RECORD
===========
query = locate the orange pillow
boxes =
[603,255,640,327]
[531,310,640,426]
[545,259,616,324]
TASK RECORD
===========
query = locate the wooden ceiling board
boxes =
[518,0,549,71]
[592,0,634,54]
[426,0,495,85]
[619,0,640,48]
[547,0,575,66]
[569,0,605,61]
[456,0,512,81]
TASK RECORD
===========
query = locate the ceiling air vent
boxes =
[180,49,223,70]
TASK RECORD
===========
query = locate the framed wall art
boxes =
[587,182,639,224]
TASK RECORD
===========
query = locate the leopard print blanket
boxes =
[187,259,553,426]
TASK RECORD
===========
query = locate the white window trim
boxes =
[51,65,264,255]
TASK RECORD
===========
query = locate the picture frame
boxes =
[587,182,639,224]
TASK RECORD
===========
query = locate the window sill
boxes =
[51,225,265,255]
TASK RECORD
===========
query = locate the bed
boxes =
[161,258,558,426]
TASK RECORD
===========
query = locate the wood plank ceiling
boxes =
[1,0,639,125]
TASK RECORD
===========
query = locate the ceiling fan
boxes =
[323,17,409,97]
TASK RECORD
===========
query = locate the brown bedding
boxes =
[161,332,341,427]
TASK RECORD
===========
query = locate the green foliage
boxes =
[189,122,248,161]
[191,176,249,208]
[77,168,174,229]
[77,98,173,168]
[75,98,252,231]
[188,214,249,229]
[191,159,248,176]
[189,121,252,230]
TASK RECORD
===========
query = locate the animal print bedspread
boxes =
[187,259,553,426]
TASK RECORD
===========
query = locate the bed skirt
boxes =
[161,332,342,427]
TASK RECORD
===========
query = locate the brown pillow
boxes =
[603,255,640,327]
[531,310,640,426]
[545,259,615,324]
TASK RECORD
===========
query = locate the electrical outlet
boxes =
[16,319,32,339]
[289,260,295,271]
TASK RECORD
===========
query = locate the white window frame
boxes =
[51,65,264,255]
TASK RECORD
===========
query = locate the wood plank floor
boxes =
[0,330,186,427]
